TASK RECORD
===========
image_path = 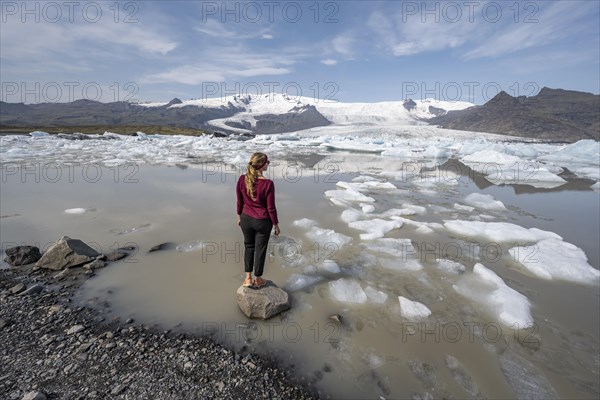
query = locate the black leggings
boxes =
[240,213,273,277]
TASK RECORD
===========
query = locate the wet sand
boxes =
[1,159,599,399]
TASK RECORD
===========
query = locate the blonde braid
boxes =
[245,152,267,200]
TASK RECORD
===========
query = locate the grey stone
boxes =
[83,259,105,270]
[104,251,128,262]
[67,324,85,335]
[498,351,558,399]
[19,284,43,296]
[236,282,290,320]
[36,236,100,270]
[4,246,42,266]
[21,391,47,400]
[10,283,25,294]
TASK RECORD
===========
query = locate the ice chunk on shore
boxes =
[329,278,368,304]
[348,219,403,240]
[444,220,561,243]
[364,286,388,303]
[398,296,431,321]
[509,238,600,284]
[454,263,533,327]
[286,274,324,291]
[464,193,506,211]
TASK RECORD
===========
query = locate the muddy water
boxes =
[1,160,598,399]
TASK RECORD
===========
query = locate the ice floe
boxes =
[293,218,353,249]
[509,238,600,284]
[286,274,324,291]
[364,286,388,303]
[398,296,431,321]
[464,193,506,211]
[444,220,561,243]
[453,263,533,327]
[435,259,467,274]
[176,240,205,252]
[348,218,403,240]
[329,278,368,304]
[64,208,90,214]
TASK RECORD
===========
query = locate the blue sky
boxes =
[1,0,599,104]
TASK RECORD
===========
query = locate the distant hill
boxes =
[428,87,600,142]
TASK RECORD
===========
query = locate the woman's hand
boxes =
[274,224,281,236]
[237,215,241,226]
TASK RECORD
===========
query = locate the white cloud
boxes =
[367,10,475,56]
[463,1,597,59]
[332,33,355,57]
[144,49,294,85]
[321,59,338,66]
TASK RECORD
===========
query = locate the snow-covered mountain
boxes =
[138,94,474,134]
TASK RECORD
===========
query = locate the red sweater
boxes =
[237,175,279,225]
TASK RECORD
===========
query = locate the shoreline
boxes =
[0,261,322,400]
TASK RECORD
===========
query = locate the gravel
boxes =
[0,264,321,399]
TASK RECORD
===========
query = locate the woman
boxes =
[236,152,280,288]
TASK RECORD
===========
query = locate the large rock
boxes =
[36,236,100,270]
[236,282,291,319]
[3,245,42,266]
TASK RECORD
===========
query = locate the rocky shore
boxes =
[0,253,320,399]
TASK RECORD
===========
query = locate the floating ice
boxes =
[509,238,600,284]
[435,259,466,274]
[453,263,533,327]
[306,226,353,248]
[336,180,397,191]
[363,352,385,369]
[361,204,375,213]
[64,208,88,214]
[379,258,423,271]
[363,238,415,258]
[30,131,49,137]
[329,278,368,304]
[364,286,388,304]
[464,193,506,211]
[286,274,324,291]
[380,208,419,217]
[444,220,561,243]
[111,224,151,236]
[454,203,475,212]
[320,259,341,274]
[401,204,427,214]
[348,218,403,240]
[398,296,431,321]
[461,150,566,188]
[325,188,375,205]
[592,182,600,190]
[176,240,205,252]
[415,225,435,234]
[341,208,365,223]
[292,218,319,229]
